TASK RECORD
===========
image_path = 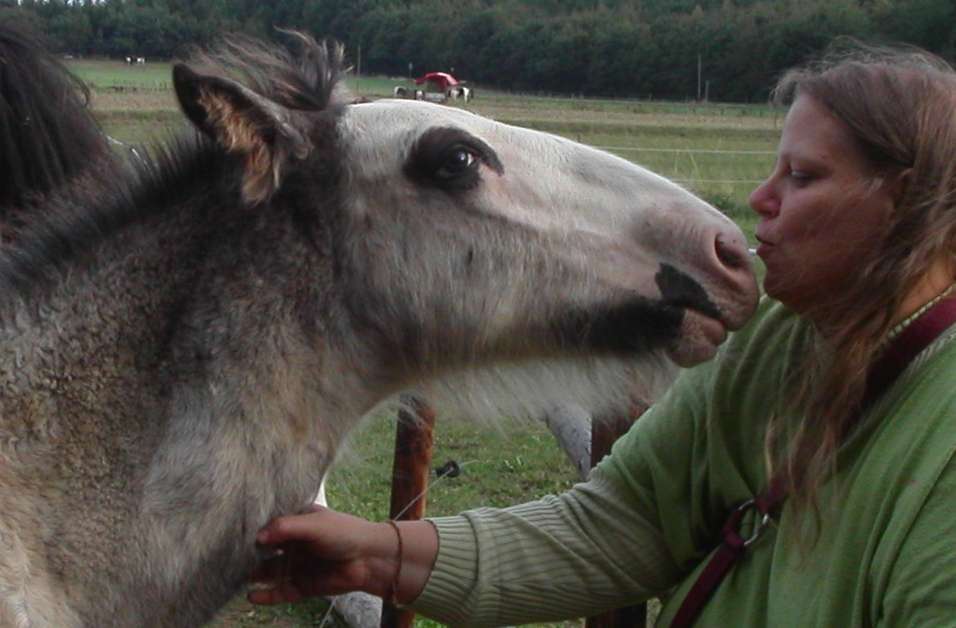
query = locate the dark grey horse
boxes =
[0,20,113,241]
[0,33,757,627]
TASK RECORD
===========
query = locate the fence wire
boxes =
[594,146,775,155]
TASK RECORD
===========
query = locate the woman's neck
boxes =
[803,258,955,339]
[893,259,956,328]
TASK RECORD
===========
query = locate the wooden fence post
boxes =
[380,399,645,628]
[380,396,437,628]
[585,408,647,628]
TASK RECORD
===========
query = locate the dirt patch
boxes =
[207,596,345,627]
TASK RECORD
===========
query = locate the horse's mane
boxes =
[0,19,111,212]
[0,32,349,303]
[0,136,230,300]
[181,30,350,114]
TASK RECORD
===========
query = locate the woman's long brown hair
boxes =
[764,41,956,528]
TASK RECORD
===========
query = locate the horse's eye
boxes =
[435,145,478,180]
[405,127,503,192]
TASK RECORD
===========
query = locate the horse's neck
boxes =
[0,198,358,624]
[125,210,372,620]
[0,206,207,453]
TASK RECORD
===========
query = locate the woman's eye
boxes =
[789,169,812,183]
[436,146,479,179]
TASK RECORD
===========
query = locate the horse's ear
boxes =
[172,63,311,205]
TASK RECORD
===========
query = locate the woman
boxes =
[248,44,956,626]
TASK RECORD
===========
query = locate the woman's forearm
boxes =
[389,520,439,604]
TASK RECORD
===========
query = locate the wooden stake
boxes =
[380,396,437,628]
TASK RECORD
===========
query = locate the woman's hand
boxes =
[248,505,399,605]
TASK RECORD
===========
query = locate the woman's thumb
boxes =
[256,507,328,545]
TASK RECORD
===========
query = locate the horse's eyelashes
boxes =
[404,126,503,192]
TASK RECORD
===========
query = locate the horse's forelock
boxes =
[181,31,350,115]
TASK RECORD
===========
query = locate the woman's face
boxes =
[750,94,896,315]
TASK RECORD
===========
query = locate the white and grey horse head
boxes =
[332,95,756,418]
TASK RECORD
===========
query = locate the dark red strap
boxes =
[671,481,785,628]
[671,294,956,628]
[866,295,956,403]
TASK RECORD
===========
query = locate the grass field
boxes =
[69,59,776,628]
[70,60,780,238]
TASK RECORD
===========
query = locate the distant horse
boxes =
[447,85,473,102]
[0,33,757,627]
[0,20,112,240]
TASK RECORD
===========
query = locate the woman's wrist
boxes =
[393,520,439,605]
[363,520,439,605]
[383,521,404,604]
[362,521,404,599]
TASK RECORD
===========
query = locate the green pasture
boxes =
[70,58,173,89]
[71,58,774,627]
[73,59,778,240]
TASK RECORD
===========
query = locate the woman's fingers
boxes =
[248,506,380,605]
[247,560,360,605]
[247,581,304,605]
[248,551,292,584]
[256,508,329,545]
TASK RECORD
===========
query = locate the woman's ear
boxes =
[886,167,912,206]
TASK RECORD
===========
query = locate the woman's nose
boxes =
[748,178,779,217]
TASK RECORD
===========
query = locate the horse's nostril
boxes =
[715,234,748,271]
[656,264,721,320]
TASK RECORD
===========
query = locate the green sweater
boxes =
[412,299,956,626]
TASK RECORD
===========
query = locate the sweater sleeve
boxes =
[411,355,722,626]
[411,474,680,625]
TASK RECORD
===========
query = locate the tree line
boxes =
[3,0,954,102]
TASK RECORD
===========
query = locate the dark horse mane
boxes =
[0,31,348,304]
[0,19,111,214]
[181,30,349,112]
